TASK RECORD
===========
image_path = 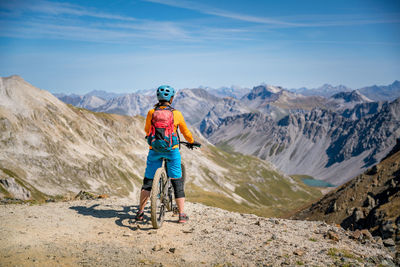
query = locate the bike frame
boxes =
[150,142,197,229]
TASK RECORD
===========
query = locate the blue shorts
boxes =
[144,149,182,179]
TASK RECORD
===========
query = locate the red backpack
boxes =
[147,106,178,152]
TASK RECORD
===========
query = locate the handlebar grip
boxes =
[181,141,201,149]
[192,141,201,147]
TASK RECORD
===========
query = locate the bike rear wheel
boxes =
[151,167,168,229]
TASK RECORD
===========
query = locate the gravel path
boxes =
[0,198,394,266]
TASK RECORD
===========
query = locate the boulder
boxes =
[363,194,376,209]
[327,230,340,242]
[360,229,373,240]
[383,238,395,247]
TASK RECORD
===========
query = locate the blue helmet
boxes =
[156,85,175,101]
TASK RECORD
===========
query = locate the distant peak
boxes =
[253,84,282,94]
[3,75,24,81]
[331,90,371,102]
[392,80,400,86]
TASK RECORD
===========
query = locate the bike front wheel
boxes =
[151,167,168,229]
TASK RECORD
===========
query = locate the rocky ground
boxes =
[0,198,396,267]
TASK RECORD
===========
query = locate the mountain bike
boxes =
[150,141,201,229]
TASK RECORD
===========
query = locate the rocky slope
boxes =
[199,97,251,137]
[292,139,400,260]
[0,75,321,217]
[56,94,107,109]
[93,93,154,117]
[173,88,222,125]
[0,198,396,266]
[340,101,386,120]
[0,75,148,200]
[202,98,400,185]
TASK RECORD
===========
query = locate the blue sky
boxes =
[0,0,399,93]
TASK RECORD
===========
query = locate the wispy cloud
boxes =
[0,0,196,43]
[144,0,400,27]
[2,0,399,46]
[144,0,301,26]
[0,0,256,44]
[0,0,137,21]
[0,16,250,45]
[0,19,192,44]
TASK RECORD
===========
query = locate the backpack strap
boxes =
[177,125,181,150]
[154,105,175,111]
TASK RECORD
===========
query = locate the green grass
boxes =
[188,145,322,217]
[215,141,235,153]
[327,248,363,263]
[238,132,250,141]
[269,144,278,156]
[327,248,338,257]
[0,167,18,178]
[0,183,12,198]
[291,174,315,180]
[276,144,285,155]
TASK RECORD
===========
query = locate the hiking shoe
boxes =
[135,210,144,221]
[178,213,189,223]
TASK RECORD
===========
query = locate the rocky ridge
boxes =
[292,138,400,260]
[0,198,396,266]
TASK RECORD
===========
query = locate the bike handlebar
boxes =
[180,141,201,150]
[144,136,201,150]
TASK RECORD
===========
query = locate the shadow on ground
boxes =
[69,204,154,231]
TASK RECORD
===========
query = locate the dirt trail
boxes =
[0,198,395,266]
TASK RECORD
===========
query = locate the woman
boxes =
[136,85,199,223]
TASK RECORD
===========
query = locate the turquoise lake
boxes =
[302,178,335,187]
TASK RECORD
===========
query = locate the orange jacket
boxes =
[145,106,194,149]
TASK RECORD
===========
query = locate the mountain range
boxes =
[290,81,400,101]
[0,75,321,217]
[54,80,400,187]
